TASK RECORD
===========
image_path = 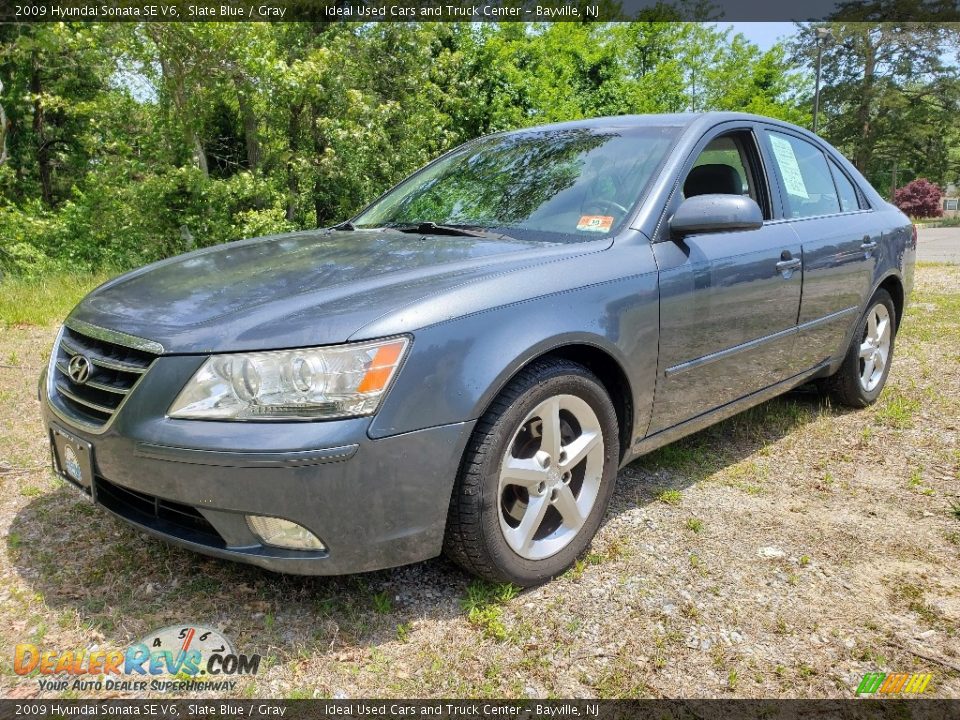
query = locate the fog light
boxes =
[246,515,326,551]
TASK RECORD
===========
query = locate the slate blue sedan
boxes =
[41,112,915,586]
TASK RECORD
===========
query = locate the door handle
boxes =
[776,258,802,276]
[861,239,878,257]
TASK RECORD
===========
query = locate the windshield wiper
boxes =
[332,221,356,231]
[392,222,494,238]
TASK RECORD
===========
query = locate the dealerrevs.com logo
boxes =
[14,624,260,693]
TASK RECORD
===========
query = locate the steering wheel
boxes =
[582,199,630,217]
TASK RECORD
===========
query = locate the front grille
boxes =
[51,326,157,427]
[95,476,224,546]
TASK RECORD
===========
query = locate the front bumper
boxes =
[40,359,475,575]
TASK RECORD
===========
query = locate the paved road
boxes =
[917,226,960,264]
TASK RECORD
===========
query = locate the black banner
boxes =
[2,700,960,720]
[2,0,960,23]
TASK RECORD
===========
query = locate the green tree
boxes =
[790,22,960,192]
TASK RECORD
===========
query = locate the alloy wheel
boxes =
[859,303,891,392]
[497,394,605,561]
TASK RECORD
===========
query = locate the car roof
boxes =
[502,112,807,136]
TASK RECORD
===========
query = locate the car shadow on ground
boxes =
[7,385,842,667]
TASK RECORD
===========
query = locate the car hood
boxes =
[68,228,595,353]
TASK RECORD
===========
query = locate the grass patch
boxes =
[460,580,520,641]
[372,591,392,614]
[657,489,683,506]
[685,518,703,533]
[0,273,111,328]
[890,580,942,625]
[874,391,921,429]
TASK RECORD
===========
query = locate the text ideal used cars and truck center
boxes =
[39,112,915,586]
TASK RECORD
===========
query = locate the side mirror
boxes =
[669,194,763,239]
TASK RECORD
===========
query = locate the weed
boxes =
[799,555,810,567]
[728,670,739,690]
[657,489,682,506]
[680,601,699,620]
[372,591,392,614]
[467,605,507,641]
[890,581,942,624]
[908,467,924,487]
[460,581,518,641]
[949,500,960,521]
[874,392,921,429]
[685,518,703,533]
[396,622,411,642]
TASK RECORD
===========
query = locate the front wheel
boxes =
[443,358,620,586]
[825,289,897,408]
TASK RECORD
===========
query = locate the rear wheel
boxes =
[443,358,619,586]
[825,289,897,408]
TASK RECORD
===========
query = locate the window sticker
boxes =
[577,215,614,232]
[769,135,809,199]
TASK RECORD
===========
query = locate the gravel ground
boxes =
[0,264,958,700]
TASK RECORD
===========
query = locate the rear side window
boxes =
[765,131,840,219]
[828,158,862,212]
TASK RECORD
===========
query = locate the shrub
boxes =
[894,178,943,219]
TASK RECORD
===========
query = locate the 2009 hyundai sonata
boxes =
[40,112,915,586]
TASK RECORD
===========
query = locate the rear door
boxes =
[759,128,878,368]
[648,123,803,434]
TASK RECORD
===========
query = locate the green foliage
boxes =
[0,22,819,277]
[789,23,960,193]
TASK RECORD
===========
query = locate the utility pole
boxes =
[812,27,831,134]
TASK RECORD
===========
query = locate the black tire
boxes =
[825,289,897,408]
[443,358,620,586]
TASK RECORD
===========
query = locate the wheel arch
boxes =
[474,340,635,463]
[876,272,905,330]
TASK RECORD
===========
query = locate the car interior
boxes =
[681,132,770,219]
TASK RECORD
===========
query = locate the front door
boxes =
[648,126,803,434]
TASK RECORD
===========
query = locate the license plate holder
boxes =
[50,426,95,501]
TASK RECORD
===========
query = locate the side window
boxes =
[683,131,770,219]
[766,131,840,219]
[828,158,861,212]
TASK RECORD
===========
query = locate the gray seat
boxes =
[684,164,742,197]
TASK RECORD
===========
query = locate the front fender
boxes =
[367,271,659,443]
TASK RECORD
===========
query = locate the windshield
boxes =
[353,125,680,243]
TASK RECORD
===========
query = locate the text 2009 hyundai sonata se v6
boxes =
[40,112,915,586]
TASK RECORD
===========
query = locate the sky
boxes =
[724,22,798,50]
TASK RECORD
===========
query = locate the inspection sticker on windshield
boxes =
[577,215,614,232]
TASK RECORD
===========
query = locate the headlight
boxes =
[168,337,409,420]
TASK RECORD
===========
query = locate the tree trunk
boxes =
[192,133,209,176]
[286,102,303,223]
[30,54,54,205]
[0,82,9,166]
[236,84,261,172]
[854,30,876,173]
[155,44,208,177]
